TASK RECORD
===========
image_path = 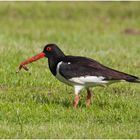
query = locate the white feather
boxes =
[69,76,108,86]
[74,85,84,95]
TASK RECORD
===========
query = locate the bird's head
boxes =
[43,44,65,58]
[16,43,65,73]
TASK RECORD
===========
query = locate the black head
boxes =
[43,44,65,58]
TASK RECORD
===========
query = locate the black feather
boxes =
[126,77,140,83]
[58,56,139,83]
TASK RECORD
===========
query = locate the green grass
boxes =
[0,2,140,138]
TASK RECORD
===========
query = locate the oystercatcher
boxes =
[17,44,140,108]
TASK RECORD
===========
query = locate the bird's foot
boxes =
[86,88,93,107]
[86,95,92,107]
[73,95,79,109]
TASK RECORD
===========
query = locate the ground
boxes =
[0,2,140,138]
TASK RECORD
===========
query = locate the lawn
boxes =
[0,2,140,138]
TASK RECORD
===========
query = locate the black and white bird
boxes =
[17,44,140,108]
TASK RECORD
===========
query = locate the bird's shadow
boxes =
[32,92,86,109]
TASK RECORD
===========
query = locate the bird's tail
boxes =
[125,75,140,83]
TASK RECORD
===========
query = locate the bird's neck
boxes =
[48,56,64,76]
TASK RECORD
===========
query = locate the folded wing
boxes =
[59,56,139,83]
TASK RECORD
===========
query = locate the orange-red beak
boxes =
[16,52,45,73]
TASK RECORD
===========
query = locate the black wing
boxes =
[59,56,139,82]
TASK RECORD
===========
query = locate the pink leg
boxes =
[86,88,92,107]
[73,95,79,109]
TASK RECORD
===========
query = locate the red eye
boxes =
[46,47,52,52]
